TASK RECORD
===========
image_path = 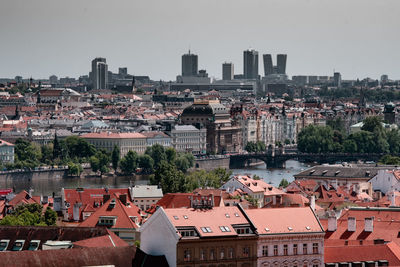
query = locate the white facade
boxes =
[130,185,163,210]
[369,169,400,194]
[139,207,180,267]
[170,125,206,154]
[221,177,265,207]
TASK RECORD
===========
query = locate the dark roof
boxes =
[294,164,388,180]
[0,225,112,251]
[0,246,136,267]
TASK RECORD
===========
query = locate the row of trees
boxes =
[298,116,400,154]
[318,87,400,103]
[245,141,266,153]
[0,203,57,226]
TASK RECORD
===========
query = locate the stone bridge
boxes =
[230,151,384,169]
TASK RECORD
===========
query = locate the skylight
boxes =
[306,226,311,230]
[288,227,293,231]
[200,227,213,233]
[173,216,179,220]
[219,226,231,232]
[225,213,230,218]
[265,227,270,232]
[234,213,239,217]
[183,215,188,219]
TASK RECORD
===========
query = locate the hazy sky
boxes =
[1,0,399,81]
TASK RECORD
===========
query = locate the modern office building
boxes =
[90,57,108,90]
[243,49,259,79]
[277,54,287,75]
[222,62,234,80]
[182,51,198,77]
[263,54,274,76]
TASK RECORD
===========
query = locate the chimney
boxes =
[103,194,110,204]
[119,194,127,206]
[364,217,374,232]
[28,189,34,198]
[328,216,337,231]
[310,195,315,211]
[210,194,214,207]
[348,217,356,232]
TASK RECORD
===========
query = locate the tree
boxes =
[14,139,42,168]
[165,147,177,163]
[41,143,53,165]
[44,207,57,226]
[0,203,56,226]
[119,150,138,175]
[387,129,400,154]
[361,116,383,133]
[53,134,62,159]
[68,162,83,177]
[153,161,186,193]
[175,153,195,173]
[145,144,167,169]
[379,155,400,165]
[111,145,120,172]
[138,154,154,173]
[327,117,346,133]
[279,178,289,188]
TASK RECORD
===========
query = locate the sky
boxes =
[0,0,399,81]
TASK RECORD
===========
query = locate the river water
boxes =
[0,160,309,196]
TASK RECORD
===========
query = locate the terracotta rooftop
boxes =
[81,132,146,139]
[165,206,248,238]
[245,207,324,235]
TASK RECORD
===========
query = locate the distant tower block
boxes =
[263,54,274,76]
[243,49,259,79]
[277,54,287,75]
[222,62,234,80]
[182,51,198,77]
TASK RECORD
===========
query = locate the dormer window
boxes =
[11,240,25,251]
[28,240,40,251]
[309,170,315,175]
[98,216,117,226]
[0,240,9,251]
[322,170,328,175]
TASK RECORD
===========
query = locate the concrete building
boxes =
[81,132,147,157]
[0,139,14,164]
[169,125,206,155]
[244,49,259,79]
[182,51,198,77]
[222,62,234,80]
[277,54,287,75]
[90,57,108,90]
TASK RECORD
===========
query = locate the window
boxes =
[210,249,215,260]
[284,244,288,256]
[313,243,319,254]
[293,244,298,255]
[219,226,231,232]
[236,227,251,234]
[225,213,230,218]
[184,249,191,262]
[229,247,234,259]
[242,246,250,257]
[200,249,206,260]
[303,244,308,254]
[273,245,278,256]
[262,245,268,256]
[220,248,225,259]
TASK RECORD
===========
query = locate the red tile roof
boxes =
[79,193,142,229]
[81,132,146,139]
[165,206,248,238]
[154,193,222,210]
[63,188,130,221]
[73,229,129,248]
[325,242,400,265]
[246,207,323,235]
[0,246,137,267]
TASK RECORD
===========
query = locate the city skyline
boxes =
[1,0,399,81]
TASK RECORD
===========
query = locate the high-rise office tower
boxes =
[277,54,287,75]
[263,54,274,76]
[333,72,342,87]
[119,67,128,76]
[243,49,259,79]
[222,62,234,80]
[182,51,198,77]
[91,57,108,90]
